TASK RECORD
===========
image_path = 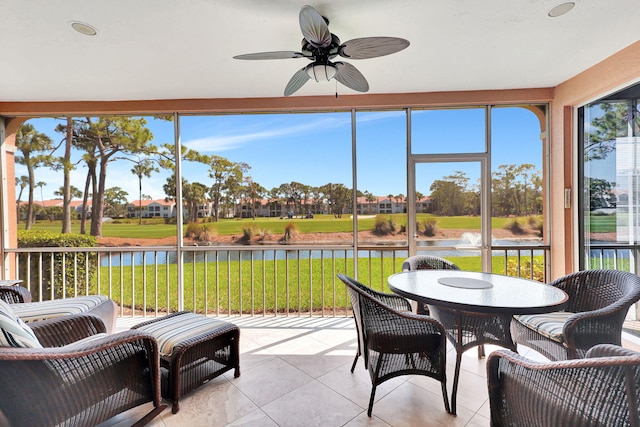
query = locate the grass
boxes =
[25,214,540,239]
[588,212,617,233]
[87,253,540,315]
[24,214,546,313]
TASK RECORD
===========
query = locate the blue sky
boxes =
[20,107,543,202]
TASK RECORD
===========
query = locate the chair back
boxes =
[340,275,367,368]
[488,344,640,427]
[402,255,460,272]
[552,270,640,313]
[338,274,413,370]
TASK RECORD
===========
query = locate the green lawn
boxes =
[588,212,618,233]
[86,253,540,315]
[24,214,545,314]
[25,214,539,239]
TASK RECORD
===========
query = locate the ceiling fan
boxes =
[233,5,410,96]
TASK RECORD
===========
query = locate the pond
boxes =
[100,233,544,267]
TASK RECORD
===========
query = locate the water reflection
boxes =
[100,236,543,267]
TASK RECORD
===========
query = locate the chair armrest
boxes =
[30,314,107,347]
[587,343,640,358]
[487,349,640,426]
[0,330,164,426]
[562,304,628,351]
[0,285,31,303]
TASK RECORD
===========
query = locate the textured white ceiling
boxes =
[1,0,639,102]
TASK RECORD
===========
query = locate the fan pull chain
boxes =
[335,80,338,98]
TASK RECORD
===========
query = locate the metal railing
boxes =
[586,244,640,273]
[5,243,551,318]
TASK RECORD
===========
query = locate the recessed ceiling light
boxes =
[70,21,98,36]
[548,2,576,18]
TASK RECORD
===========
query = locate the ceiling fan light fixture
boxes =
[306,63,337,82]
[548,2,576,17]
[234,5,407,95]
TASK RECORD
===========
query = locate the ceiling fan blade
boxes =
[233,51,307,60]
[299,5,331,48]
[334,62,369,92]
[284,68,311,96]
[339,37,410,59]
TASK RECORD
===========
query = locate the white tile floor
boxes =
[103,315,640,427]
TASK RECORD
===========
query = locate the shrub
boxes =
[17,230,98,300]
[419,215,438,237]
[506,258,545,282]
[258,229,271,241]
[241,224,259,241]
[504,218,525,235]
[186,222,217,242]
[198,224,217,242]
[528,216,543,237]
[185,222,202,239]
[373,215,397,235]
[282,222,298,242]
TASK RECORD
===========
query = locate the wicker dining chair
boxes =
[0,312,166,426]
[338,274,450,416]
[401,255,460,315]
[338,274,412,373]
[511,269,640,360]
[487,344,640,427]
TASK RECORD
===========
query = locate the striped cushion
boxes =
[514,311,575,342]
[63,333,109,350]
[0,300,42,348]
[135,312,229,357]
[11,296,110,323]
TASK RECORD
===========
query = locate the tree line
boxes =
[15,117,359,237]
[15,116,543,238]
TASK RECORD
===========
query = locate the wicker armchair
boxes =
[337,274,412,373]
[487,344,640,427]
[338,274,450,416]
[0,284,32,303]
[0,314,166,426]
[511,269,640,360]
[401,255,460,315]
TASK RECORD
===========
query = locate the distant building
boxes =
[355,195,430,215]
[18,199,92,220]
[126,199,177,218]
[25,194,430,222]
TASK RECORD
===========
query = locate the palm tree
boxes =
[34,181,46,221]
[54,116,77,234]
[36,182,46,204]
[415,191,424,212]
[131,159,158,225]
[15,176,29,220]
[53,185,83,227]
[15,124,54,229]
[395,193,405,213]
[54,185,82,200]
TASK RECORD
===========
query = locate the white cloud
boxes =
[183,115,352,152]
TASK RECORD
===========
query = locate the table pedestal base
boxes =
[429,306,516,415]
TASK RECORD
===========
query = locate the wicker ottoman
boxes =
[131,311,240,413]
